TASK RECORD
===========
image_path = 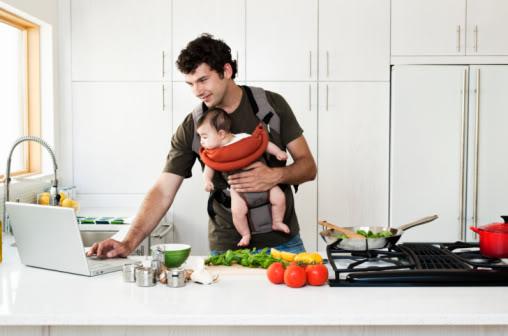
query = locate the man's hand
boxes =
[86,239,131,258]
[228,161,282,193]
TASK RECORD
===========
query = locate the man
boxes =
[87,34,316,258]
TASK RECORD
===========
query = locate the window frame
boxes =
[0,8,41,181]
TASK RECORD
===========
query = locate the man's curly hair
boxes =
[176,33,238,79]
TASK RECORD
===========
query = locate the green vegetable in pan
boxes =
[335,230,394,239]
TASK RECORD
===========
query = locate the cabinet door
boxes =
[391,0,466,56]
[246,82,318,251]
[467,66,508,239]
[319,0,389,81]
[391,66,467,242]
[72,82,171,194]
[71,0,170,81]
[171,83,210,255]
[246,0,317,81]
[318,83,389,250]
[467,0,508,55]
[172,0,245,81]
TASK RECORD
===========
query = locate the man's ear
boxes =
[223,63,233,79]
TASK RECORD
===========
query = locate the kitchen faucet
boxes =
[2,136,59,233]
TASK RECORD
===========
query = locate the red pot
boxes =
[470,217,508,258]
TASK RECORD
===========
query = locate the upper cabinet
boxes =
[391,0,466,56]
[466,0,508,55]
[245,0,318,81]
[172,0,245,81]
[319,0,390,81]
[71,0,171,81]
[392,0,508,56]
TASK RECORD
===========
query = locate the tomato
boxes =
[284,264,307,288]
[305,264,328,286]
[266,262,285,284]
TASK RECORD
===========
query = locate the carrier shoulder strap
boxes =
[191,86,280,155]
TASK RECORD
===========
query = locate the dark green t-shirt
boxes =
[164,86,303,251]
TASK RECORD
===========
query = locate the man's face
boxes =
[185,63,229,108]
[196,122,223,149]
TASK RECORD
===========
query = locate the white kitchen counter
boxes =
[1,235,508,336]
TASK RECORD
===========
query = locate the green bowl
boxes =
[152,244,191,268]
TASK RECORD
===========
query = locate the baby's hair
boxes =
[197,108,232,133]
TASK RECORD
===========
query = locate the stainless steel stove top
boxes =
[326,242,508,287]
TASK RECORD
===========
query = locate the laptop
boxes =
[6,202,134,276]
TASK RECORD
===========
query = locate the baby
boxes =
[196,108,290,246]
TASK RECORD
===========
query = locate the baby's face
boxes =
[197,122,222,149]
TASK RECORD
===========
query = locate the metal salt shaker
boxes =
[122,262,142,283]
[166,268,186,288]
[151,247,163,279]
[135,266,156,287]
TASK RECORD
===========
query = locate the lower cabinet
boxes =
[317,82,390,250]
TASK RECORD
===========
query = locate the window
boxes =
[0,8,41,181]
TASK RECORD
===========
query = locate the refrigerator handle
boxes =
[472,68,481,229]
[459,67,469,241]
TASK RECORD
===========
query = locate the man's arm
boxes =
[228,135,316,193]
[87,172,184,258]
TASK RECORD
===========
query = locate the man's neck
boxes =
[216,83,243,113]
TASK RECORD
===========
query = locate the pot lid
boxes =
[479,222,508,233]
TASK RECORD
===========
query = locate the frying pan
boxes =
[319,215,439,251]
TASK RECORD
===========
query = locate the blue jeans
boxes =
[209,233,306,256]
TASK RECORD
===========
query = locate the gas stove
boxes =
[327,241,508,286]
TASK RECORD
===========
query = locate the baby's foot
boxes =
[273,222,290,234]
[237,234,251,247]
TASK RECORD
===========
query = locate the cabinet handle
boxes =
[162,51,166,78]
[459,67,469,240]
[472,68,481,229]
[308,84,311,111]
[162,84,166,111]
[456,25,461,52]
[326,51,330,78]
[326,84,329,111]
[474,25,479,53]
[309,51,312,78]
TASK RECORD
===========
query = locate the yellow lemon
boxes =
[38,194,50,205]
[294,252,314,264]
[61,198,80,212]
[270,248,281,259]
[310,252,323,264]
[280,251,296,262]
[58,191,67,205]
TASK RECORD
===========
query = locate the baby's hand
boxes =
[204,181,214,192]
[276,152,288,161]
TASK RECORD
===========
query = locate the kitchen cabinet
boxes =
[465,66,508,240]
[245,0,318,81]
[466,0,508,55]
[317,82,389,249]
[172,0,245,81]
[393,65,508,243]
[72,82,171,194]
[247,82,318,251]
[391,0,466,56]
[71,0,171,81]
[391,66,466,242]
[319,0,390,81]
[392,0,508,57]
